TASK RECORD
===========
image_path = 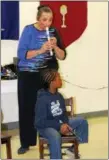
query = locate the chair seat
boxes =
[39,135,77,144]
[62,135,77,143]
[1,134,12,144]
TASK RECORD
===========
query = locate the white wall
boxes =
[1,2,108,122]
[59,2,108,113]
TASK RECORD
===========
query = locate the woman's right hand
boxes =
[26,41,53,58]
[40,41,53,54]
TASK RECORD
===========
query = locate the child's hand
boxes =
[67,125,72,132]
[60,123,72,135]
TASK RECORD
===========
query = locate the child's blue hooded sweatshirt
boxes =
[34,89,68,131]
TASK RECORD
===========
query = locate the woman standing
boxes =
[17,5,66,154]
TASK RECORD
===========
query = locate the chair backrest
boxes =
[65,97,74,117]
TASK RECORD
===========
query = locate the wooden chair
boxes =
[39,97,79,159]
[1,134,12,159]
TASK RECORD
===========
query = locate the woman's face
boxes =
[38,12,53,30]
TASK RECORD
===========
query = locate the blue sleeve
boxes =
[34,99,62,131]
[17,26,31,60]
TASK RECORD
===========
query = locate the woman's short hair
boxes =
[37,5,52,20]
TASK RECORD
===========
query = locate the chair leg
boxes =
[6,139,12,159]
[74,140,79,159]
[39,141,44,159]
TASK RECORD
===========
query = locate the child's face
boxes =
[51,73,62,89]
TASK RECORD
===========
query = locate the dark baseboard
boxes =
[1,121,19,131]
[1,110,108,131]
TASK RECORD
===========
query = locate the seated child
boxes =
[34,69,88,159]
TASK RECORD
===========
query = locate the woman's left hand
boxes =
[50,37,57,48]
[49,37,65,60]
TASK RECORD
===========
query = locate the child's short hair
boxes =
[41,69,57,89]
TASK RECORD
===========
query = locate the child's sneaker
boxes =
[65,145,80,159]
